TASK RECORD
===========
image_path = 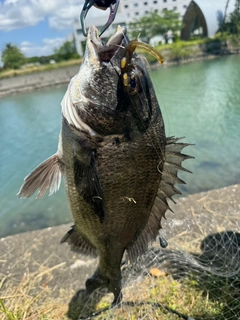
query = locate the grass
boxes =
[67,274,237,320]
[1,261,239,320]
[0,262,69,320]
[136,34,238,64]
[0,59,82,80]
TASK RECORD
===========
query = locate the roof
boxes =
[181,0,236,39]
[193,0,235,37]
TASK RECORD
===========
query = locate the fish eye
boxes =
[130,77,136,89]
[129,71,142,95]
[122,69,141,95]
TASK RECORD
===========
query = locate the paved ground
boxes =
[0,184,239,318]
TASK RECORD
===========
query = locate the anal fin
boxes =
[18,153,63,198]
[60,225,97,257]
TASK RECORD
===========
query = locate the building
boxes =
[120,0,190,20]
[73,0,191,55]
[181,0,236,40]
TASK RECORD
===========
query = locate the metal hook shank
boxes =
[80,0,95,37]
[80,0,120,37]
[99,0,120,36]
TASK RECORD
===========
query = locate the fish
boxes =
[18,25,192,305]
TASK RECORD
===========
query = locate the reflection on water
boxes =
[0,55,239,237]
[151,55,240,195]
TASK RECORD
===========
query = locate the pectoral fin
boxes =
[18,154,63,198]
[74,151,105,222]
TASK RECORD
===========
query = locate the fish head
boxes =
[65,25,159,135]
[82,25,150,99]
[76,25,128,109]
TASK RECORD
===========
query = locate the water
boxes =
[0,55,239,237]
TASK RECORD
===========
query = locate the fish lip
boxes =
[87,25,126,63]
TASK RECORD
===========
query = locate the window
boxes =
[163,0,167,2]
[145,10,149,14]
[134,3,138,6]
[77,29,83,35]
[153,0,158,3]
[144,1,148,5]
[124,4,128,8]
[135,12,139,15]
[183,5,187,8]
[173,6,177,9]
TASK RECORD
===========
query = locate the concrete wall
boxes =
[0,65,80,97]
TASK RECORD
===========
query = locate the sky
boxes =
[0,0,93,61]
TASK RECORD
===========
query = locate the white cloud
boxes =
[0,0,112,57]
[0,0,84,31]
[20,37,65,57]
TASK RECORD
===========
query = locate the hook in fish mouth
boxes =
[87,25,126,62]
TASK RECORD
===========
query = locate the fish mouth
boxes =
[87,25,126,63]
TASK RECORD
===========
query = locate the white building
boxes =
[121,0,190,20]
[73,0,191,55]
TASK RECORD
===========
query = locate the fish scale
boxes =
[18,25,192,306]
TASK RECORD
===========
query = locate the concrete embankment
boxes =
[0,40,239,98]
[0,65,80,98]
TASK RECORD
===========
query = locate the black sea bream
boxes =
[19,25,191,304]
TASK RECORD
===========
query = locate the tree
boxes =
[224,0,240,34]
[128,11,160,44]
[128,10,183,44]
[158,10,184,43]
[1,43,25,69]
[54,40,78,61]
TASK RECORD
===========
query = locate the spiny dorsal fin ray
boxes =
[18,154,63,199]
[161,170,186,185]
[60,225,97,257]
[126,137,192,263]
[166,152,194,161]
[165,161,192,173]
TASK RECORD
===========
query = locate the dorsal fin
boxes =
[18,154,63,199]
[126,137,193,263]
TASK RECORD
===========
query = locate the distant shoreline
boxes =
[0,50,239,98]
[0,64,80,98]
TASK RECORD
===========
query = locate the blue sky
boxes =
[0,0,87,60]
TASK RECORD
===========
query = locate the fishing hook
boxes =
[80,0,120,37]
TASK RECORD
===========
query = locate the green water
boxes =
[0,55,239,237]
